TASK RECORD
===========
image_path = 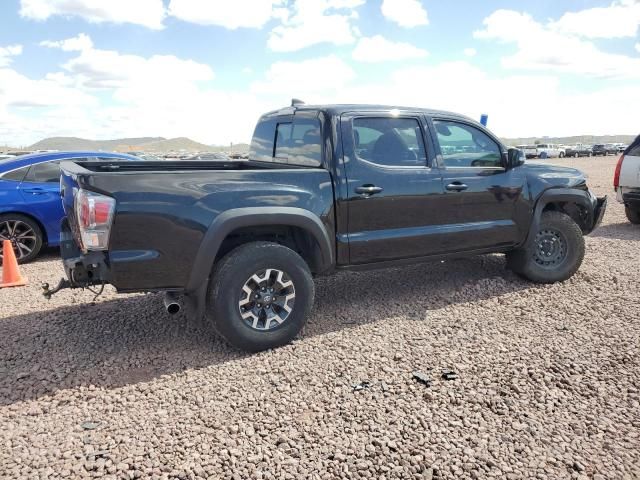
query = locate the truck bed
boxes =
[62,159,312,174]
[59,159,335,292]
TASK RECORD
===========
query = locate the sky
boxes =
[0,0,639,147]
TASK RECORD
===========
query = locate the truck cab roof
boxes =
[262,103,477,124]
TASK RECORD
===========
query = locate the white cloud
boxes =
[168,0,282,29]
[39,34,214,90]
[636,42,640,53]
[0,35,273,147]
[549,0,640,39]
[463,48,477,57]
[0,45,23,67]
[40,33,93,52]
[474,9,640,79]
[19,0,166,29]
[268,0,364,52]
[252,55,355,95]
[352,35,427,62]
[248,58,640,139]
[381,0,428,28]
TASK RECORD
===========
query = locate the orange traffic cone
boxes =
[1,239,27,288]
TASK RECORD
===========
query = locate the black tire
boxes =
[0,213,43,264]
[539,151,548,159]
[206,241,315,352]
[625,207,640,224]
[506,211,585,283]
[559,152,565,158]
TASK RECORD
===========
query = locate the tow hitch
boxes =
[42,277,106,300]
[42,278,72,299]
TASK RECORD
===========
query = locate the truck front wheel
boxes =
[206,241,315,352]
[506,211,585,283]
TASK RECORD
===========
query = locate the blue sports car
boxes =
[0,151,138,263]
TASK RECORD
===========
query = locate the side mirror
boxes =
[507,148,525,168]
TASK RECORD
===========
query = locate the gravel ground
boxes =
[1,155,639,480]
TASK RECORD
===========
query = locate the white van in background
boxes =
[536,144,562,159]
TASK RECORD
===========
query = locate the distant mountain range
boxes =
[20,133,638,154]
[27,136,250,153]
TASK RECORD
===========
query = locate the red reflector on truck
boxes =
[614,154,624,188]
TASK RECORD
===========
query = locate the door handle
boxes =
[355,185,383,196]
[446,183,468,192]
[22,188,46,195]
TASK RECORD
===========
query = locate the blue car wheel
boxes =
[0,213,43,264]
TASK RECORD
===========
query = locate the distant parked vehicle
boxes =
[516,145,538,159]
[615,143,628,153]
[592,144,618,156]
[0,151,138,263]
[536,144,562,159]
[125,152,163,161]
[184,153,230,161]
[565,144,592,158]
[557,145,568,158]
[614,135,640,224]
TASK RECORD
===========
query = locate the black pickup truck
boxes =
[54,102,606,351]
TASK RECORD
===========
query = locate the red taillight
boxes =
[74,189,116,251]
[94,201,111,224]
[613,154,624,189]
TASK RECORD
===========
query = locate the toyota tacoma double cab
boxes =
[52,102,607,351]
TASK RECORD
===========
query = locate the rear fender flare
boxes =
[186,207,333,293]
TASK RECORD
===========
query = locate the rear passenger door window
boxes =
[352,117,427,167]
[433,120,502,168]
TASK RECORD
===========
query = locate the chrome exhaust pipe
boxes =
[163,292,182,315]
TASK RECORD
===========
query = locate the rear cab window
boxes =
[250,112,322,167]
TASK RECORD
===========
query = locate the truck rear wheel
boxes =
[625,207,640,224]
[206,241,315,352]
[506,211,585,283]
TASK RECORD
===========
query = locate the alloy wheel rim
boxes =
[533,228,567,269]
[0,220,37,260]
[238,268,296,330]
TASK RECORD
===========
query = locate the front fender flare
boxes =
[525,188,596,247]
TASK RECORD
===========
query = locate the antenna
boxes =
[291,98,305,107]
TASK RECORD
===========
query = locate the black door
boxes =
[341,112,450,264]
[429,118,526,251]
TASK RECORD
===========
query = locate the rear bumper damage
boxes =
[46,220,205,318]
